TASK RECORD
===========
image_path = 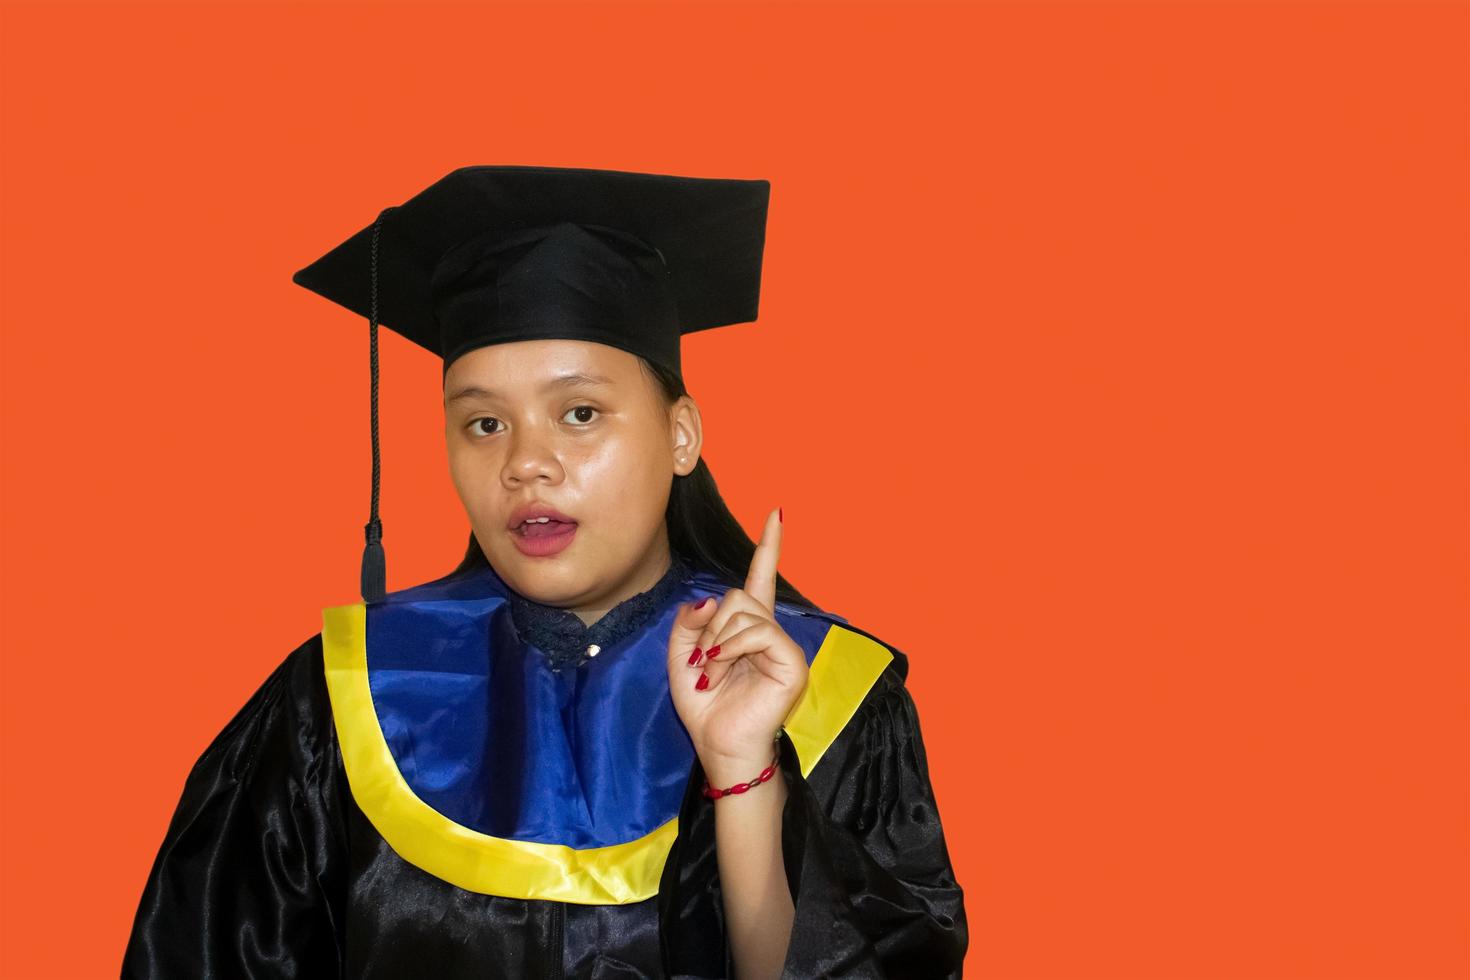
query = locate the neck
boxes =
[567,532,675,627]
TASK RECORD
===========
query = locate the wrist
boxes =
[698,732,784,793]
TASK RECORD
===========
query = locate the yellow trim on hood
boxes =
[320,601,892,902]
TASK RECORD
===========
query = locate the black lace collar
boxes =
[506,556,692,672]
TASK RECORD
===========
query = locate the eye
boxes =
[563,405,599,425]
[468,417,502,437]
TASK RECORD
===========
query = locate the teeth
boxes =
[521,516,554,526]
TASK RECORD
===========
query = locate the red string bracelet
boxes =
[701,737,783,800]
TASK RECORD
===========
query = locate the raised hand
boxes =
[666,507,809,784]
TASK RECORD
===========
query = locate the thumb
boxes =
[667,595,718,663]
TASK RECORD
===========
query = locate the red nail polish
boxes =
[707,644,721,659]
[779,506,783,524]
[695,672,709,691]
[687,647,703,666]
[695,597,709,609]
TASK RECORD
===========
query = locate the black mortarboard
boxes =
[290,165,772,604]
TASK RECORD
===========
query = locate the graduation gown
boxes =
[122,559,968,978]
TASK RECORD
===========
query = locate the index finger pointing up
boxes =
[745,507,782,612]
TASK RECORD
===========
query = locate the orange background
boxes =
[1,2,1466,977]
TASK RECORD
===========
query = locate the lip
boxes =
[507,502,579,559]
[506,502,578,530]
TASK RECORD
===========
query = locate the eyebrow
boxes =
[444,372,615,405]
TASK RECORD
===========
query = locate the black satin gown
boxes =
[121,560,968,978]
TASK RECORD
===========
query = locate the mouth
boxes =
[507,507,580,558]
[513,517,577,538]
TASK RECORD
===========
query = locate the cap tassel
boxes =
[361,516,386,604]
[361,205,396,604]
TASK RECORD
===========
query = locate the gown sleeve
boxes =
[121,634,347,979]
[658,647,970,979]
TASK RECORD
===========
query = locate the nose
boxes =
[500,426,564,489]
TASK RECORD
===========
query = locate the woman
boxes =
[122,166,968,979]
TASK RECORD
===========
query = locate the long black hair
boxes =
[448,356,821,611]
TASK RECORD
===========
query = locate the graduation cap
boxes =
[291,165,772,604]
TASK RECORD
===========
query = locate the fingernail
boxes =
[695,672,709,691]
[694,597,709,609]
[779,506,783,524]
[707,644,721,659]
[687,647,703,666]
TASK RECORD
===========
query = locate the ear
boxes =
[670,395,703,477]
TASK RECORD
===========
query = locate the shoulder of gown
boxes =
[121,632,347,979]
[658,623,970,979]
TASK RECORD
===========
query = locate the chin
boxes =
[495,553,586,604]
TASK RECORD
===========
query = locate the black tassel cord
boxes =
[360,205,396,604]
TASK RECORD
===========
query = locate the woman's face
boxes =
[443,339,702,615]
